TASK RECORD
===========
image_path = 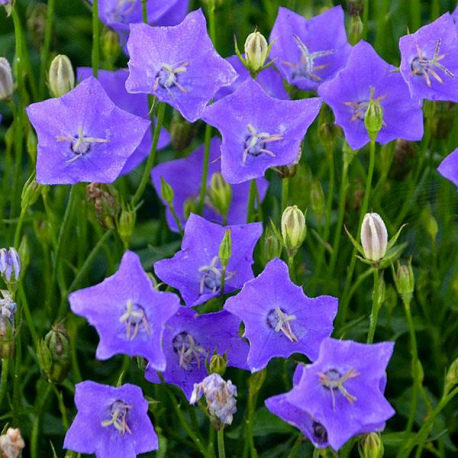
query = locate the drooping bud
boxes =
[86,183,120,230]
[244,31,269,76]
[190,373,237,429]
[358,433,384,458]
[48,54,75,98]
[37,321,71,383]
[445,358,458,394]
[0,58,14,101]
[393,260,415,301]
[170,110,198,151]
[208,173,232,221]
[360,213,388,262]
[310,179,325,227]
[0,248,21,284]
[102,30,120,68]
[364,87,384,142]
[219,229,232,269]
[281,206,307,255]
[0,428,25,458]
[0,290,16,359]
[209,353,227,376]
[117,205,136,249]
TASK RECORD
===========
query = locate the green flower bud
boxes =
[445,358,458,394]
[0,58,14,101]
[170,110,198,151]
[160,177,174,205]
[347,0,364,16]
[421,210,438,244]
[361,213,388,262]
[49,54,75,98]
[249,368,267,395]
[117,205,136,249]
[27,129,38,160]
[209,353,227,376]
[262,224,283,264]
[87,183,120,230]
[183,197,198,220]
[21,176,44,211]
[219,229,232,268]
[310,179,325,226]
[350,15,364,45]
[102,30,120,67]
[358,433,384,458]
[393,260,415,300]
[37,322,71,384]
[245,31,269,75]
[208,173,232,221]
[364,87,384,142]
[18,236,30,278]
[281,206,307,254]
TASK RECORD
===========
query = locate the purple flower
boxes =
[26,77,150,185]
[224,258,338,372]
[64,381,158,458]
[154,213,262,307]
[266,338,395,451]
[126,9,237,122]
[0,248,20,282]
[203,79,321,184]
[269,6,351,92]
[214,55,289,101]
[438,147,458,186]
[77,68,170,175]
[318,41,424,150]
[69,250,180,370]
[399,13,458,102]
[145,307,248,400]
[453,7,458,31]
[151,137,269,232]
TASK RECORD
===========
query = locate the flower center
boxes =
[101,400,133,435]
[282,34,335,82]
[172,331,207,370]
[344,86,387,123]
[153,62,189,96]
[410,39,454,87]
[312,420,328,444]
[198,256,236,295]
[242,124,283,165]
[56,126,109,163]
[318,367,360,411]
[119,299,151,340]
[267,307,298,342]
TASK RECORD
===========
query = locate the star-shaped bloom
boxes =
[126,9,237,122]
[214,55,289,101]
[318,41,424,150]
[224,258,338,372]
[26,77,150,185]
[151,137,269,232]
[69,250,180,370]
[269,6,351,92]
[203,79,321,184]
[438,147,458,186]
[145,307,248,400]
[77,68,170,175]
[399,13,458,102]
[266,338,395,451]
[64,381,158,458]
[154,214,262,307]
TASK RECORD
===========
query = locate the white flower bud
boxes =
[281,205,306,253]
[244,31,269,74]
[49,54,75,98]
[0,58,14,101]
[361,213,388,262]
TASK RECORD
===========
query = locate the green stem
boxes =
[198,123,213,215]
[217,429,226,458]
[169,204,184,236]
[367,268,380,344]
[13,208,26,250]
[287,435,303,458]
[0,359,9,409]
[51,383,69,430]
[19,285,39,345]
[281,177,289,212]
[363,0,369,39]
[409,0,421,32]
[40,0,56,98]
[92,0,100,77]
[132,102,166,206]
[31,383,52,458]
[141,0,148,23]
[207,0,216,44]
[247,180,257,223]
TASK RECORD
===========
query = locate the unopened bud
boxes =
[361,213,388,262]
[263,225,283,264]
[358,433,384,458]
[209,353,227,376]
[364,87,384,142]
[87,183,120,230]
[219,229,232,268]
[249,368,267,395]
[310,179,325,226]
[184,198,198,220]
[350,15,364,45]
[0,290,16,359]
[445,358,458,394]
[49,54,75,98]
[281,206,307,254]
[170,110,198,151]
[160,177,174,205]
[208,173,232,220]
[393,261,415,300]
[0,58,14,101]
[102,30,120,67]
[117,206,136,248]
[18,236,30,277]
[22,176,44,211]
[244,31,269,75]
[0,247,21,284]
[0,428,25,458]
[347,0,364,16]
[421,210,438,243]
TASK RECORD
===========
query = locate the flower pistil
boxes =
[57,126,109,163]
[318,368,360,411]
[267,307,298,342]
[101,400,133,435]
[119,299,151,340]
[242,124,283,165]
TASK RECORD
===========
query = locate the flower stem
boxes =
[92,0,100,77]
[207,0,216,45]
[141,0,148,23]
[217,429,226,458]
[31,382,52,458]
[39,0,56,98]
[247,180,257,223]
[13,208,26,250]
[367,268,380,343]
[132,102,166,206]
[281,177,289,212]
[0,359,9,409]
[198,123,213,215]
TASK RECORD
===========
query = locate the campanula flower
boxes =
[438,147,458,186]
[319,41,424,150]
[269,6,351,92]
[0,248,20,283]
[224,258,338,372]
[266,338,395,451]
[214,55,289,101]
[399,13,458,102]
[154,214,262,307]
[126,9,237,122]
[151,137,268,232]
[203,79,321,184]
[77,67,170,174]
[27,77,150,184]
[145,307,248,400]
[64,381,158,458]
[69,250,180,370]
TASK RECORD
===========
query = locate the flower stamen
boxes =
[242,124,283,165]
[318,368,360,411]
[119,299,151,340]
[198,256,236,295]
[172,332,207,370]
[267,307,298,342]
[153,62,190,98]
[57,126,109,163]
[101,400,133,435]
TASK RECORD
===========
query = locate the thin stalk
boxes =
[287,435,303,458]
[13,208,26,249]
[19,285,39,344]
[207,0,216,44]
[410,0,421,32]
[281,177,289,212]
[0,359,9,409]
[217,429,226,458]
[92,0,100,77]
[132,102,166,206]
[40,0,56,98]
[363,0,369,39]
[51,383,69,430]
[247,180,257,223]
[198,123,213,214]
[141,0,148,23]
[31,383,53,458]
[366,268,380,344]
[169,204,184,236]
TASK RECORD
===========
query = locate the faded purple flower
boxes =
[64,381,158,458]
[154,213,262,307]
[77,67,170,175]
[214,55,289,101]
[27,77,150,184]
[438,147,458,186]
[319,41,424,150]
[203,79,321,184]
[126,9,237,122]
[145,307,248,400]
[266,338,395,451]
[69,250,180,370]
[399,13,458,102]
[151,137,269,232]
[224,258,338,372]
[269,6,351,92]
[0,248,20,282]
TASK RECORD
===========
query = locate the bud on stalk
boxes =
[49,54,75,98]
[360,213,387,262]
[0,58,14,101]
[245,31,269,75]
[281,206,307,255]
[208,173,232,221]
